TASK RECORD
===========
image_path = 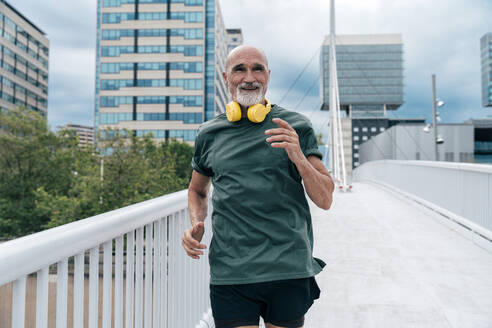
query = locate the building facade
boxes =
[481,33,492,107]
[226,28,243,53]
[358,123,474,164]
[95,0,234,144]
[0,0,49,116]
[464,118,492,163]
[59,124,95,147]
[320,34,404,169]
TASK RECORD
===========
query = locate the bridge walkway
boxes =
[306,182,492,328]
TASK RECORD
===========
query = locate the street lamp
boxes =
[431,74,445,161]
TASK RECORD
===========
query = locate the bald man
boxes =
[182,45,334,328]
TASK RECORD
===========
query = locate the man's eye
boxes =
[253,66,265,71]
[233,67,245,72]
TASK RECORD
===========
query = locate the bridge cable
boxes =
[278,47,320,106]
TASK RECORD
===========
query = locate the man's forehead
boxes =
[226,46,268,69]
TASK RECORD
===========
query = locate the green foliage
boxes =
[0,107,194,238]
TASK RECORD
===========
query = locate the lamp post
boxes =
[431,74,445,161]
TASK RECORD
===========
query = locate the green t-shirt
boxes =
[192,105,326,285]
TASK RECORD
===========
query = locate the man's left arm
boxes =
[265,118,335,210]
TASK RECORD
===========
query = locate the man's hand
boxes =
[265,118,305,164]
[182,222,207,260]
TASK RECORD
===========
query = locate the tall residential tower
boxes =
[481,33,492,107]
[95,0,235,143]
[0,0,49,116]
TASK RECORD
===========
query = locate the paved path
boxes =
[306,182,492,328]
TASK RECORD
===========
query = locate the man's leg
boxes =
[210,283,261,328]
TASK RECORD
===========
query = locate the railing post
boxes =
[12,276,27,328]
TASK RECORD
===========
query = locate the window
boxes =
[354,153,359,158]
[362,127,368,132]
[353,136,359,141]
[354,144,359,149]
[362,136,368,141]
[354,161,359,166]
[379,127,385,132]
[353,127,359,132]
[371,127,377,132]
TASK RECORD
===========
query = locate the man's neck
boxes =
[239,99,266,117]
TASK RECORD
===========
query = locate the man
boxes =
[181,45,334,328]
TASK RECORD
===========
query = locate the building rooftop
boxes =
[226,28,242,34]
[1,0,46,35]
[464,118,492,128]
[323,34,402,46]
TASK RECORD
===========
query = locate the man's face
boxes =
[223,47,270,107]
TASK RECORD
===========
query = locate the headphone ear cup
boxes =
[226,102,242,122]
[247,104,269,123]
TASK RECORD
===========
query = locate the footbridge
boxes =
[1,160,491,328]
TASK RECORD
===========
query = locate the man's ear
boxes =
[222,71,227,84]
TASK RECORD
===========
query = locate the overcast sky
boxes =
[12,0,492,134]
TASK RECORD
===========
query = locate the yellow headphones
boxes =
[226,99,272,123]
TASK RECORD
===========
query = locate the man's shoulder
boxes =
[197,113,229,137]
[272,105,313,129]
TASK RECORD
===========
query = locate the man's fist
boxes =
[182,222,207,259]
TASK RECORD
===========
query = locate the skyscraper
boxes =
[0,0,49,117]
[320,34,404,168]
[481,33,492,107]
[95,0,236,144]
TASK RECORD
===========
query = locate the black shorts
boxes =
[210,276,321,328]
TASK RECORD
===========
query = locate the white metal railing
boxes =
[353,160,492,241]
[0,189,213,328]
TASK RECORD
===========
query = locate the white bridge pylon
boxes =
[327,0,351,192]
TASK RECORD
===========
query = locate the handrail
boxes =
[0,190,187,286]
[354,160,492,241]
[0,188,213,328]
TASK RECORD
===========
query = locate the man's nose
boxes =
[243,69,256,83]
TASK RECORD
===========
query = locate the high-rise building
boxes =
[95,0,235,144]
[320,34,404,168]
[0,0,49,116]
[226,28,243,53]
[59,124,95,147]
[481,33,492,107]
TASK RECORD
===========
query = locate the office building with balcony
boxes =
[95,0,234,144]
[0,0,49,116]
[481,33,492,107]
[59,124,95,147]
[320,34,404,168]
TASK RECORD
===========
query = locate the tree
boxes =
[0,107,195,238]
[0,107,80,236]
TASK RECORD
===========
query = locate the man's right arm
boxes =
[182,170,211,259]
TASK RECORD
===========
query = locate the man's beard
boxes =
[235,82,264,107]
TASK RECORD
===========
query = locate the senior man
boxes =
[181,45,334,328]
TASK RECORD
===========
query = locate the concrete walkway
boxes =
[306,181,492,328]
